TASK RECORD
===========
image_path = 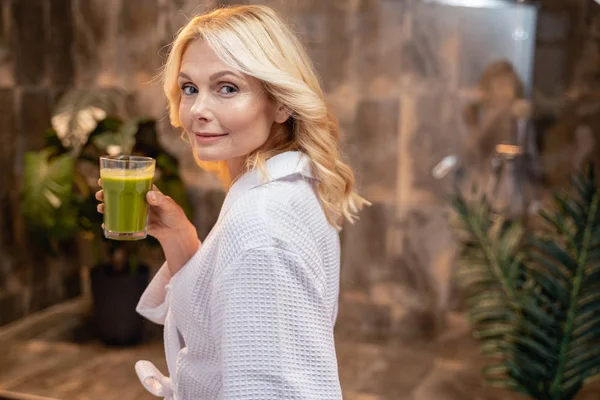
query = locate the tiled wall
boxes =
[0,0,81,325]
[0,0,593,343]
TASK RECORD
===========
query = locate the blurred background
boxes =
[1,0,600,399]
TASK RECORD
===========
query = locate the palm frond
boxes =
[452,163,600,400]
[519,165,600,400]
[450,191,525,388]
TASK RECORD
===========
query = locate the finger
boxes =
[98,178,102,187]
[95,190,104,201]
[147,189,167,206]
[101,223,105,230]
[97,203,104,214]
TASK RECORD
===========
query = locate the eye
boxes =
[218,84,238,95]
[181,84,198,96]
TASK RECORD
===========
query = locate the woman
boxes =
[96,5,369,399]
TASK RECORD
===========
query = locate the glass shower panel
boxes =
[421,0,538,96]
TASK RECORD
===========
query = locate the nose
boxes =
[190,92,213,122]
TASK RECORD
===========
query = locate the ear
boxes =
[274,104,292,124]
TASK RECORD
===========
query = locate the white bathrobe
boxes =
[135,151,343,399]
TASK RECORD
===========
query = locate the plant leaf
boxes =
[21,149,78,240]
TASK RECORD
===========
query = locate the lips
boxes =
[193,132,228,143]
[195,132,228,138]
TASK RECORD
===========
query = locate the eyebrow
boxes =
[178,70,243,81]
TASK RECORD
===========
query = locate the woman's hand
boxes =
[96,180,200,275]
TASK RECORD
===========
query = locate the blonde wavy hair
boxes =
[162,5,370,230]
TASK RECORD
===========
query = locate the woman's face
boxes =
[178,40,287,176]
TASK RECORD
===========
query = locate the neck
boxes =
[226,129,282,185]
[226,156,246,184]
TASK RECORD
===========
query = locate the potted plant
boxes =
[21,88,192,345]
[450,165,600,400]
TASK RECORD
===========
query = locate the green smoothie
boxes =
[101,169,154,235]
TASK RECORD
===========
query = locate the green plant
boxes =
[451,165,600,400]
[21,88,193,273]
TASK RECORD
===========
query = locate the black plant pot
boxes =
[90,264,149,346]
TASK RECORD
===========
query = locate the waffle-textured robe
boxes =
[134,151,343,399]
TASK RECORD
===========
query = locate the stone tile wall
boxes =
[0,0,80,325]
[0,4,594,396]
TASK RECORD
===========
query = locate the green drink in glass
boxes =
[100,155,155,241]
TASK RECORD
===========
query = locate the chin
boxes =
[193,146,227,163]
